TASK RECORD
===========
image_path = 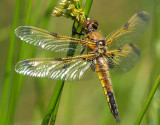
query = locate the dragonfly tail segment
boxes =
[107,91,120,122]
[95,56,120,122]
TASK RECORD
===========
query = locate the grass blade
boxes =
[41,81,64,125]
[135,75,160,125]
[5,0,33,124]
[50,92,62,125]
[0,0,21,124]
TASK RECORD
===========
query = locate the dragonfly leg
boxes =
[80,46,87,55]
[72,21,84,36]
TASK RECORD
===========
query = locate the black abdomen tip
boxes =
[107,91,120,122]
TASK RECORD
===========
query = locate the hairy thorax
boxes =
[86,31,108,56]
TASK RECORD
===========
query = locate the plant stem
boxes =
[50,91,62,125]
[5,0,33,124]
[41,81,64,125]
[83,0,93,17]
[135,75,160,125]
[50,93,62,125]
[0,0,20,124]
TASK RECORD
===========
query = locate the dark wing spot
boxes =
[50,32,58,37]
[129,43,141,56]
[137,11,143,15]
[137,11,148,21]
[106,55,115,69]
[124,22,129,29]
[111,54,115,59]
[55,57,63,61]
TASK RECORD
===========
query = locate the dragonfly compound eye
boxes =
[82,19,98,33]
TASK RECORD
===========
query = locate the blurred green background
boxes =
[0,0,160,125]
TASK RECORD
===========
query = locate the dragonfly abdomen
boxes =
[95,56,120,122]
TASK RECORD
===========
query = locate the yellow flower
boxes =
[52,0,85,23]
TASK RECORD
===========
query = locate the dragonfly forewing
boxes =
[106,11,151,50]
[15,26,96,53]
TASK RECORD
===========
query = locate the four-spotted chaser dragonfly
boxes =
[15,11,151,122]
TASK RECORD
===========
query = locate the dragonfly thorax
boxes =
[95,40,107,55]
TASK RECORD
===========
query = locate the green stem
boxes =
[25,0,32,25]
[50,91,62,125]
[0,0,20,124]
[41,81,64,125]
[5,0,33,124]
[41,0,93,124]
[83,0,93,17]
[135,75,160,125]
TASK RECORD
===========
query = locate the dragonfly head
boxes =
[82,19,98,34]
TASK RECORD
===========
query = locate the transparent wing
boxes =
[15,26,96,53]
[107,43,141,73]
[15,54,95,80]
[106,11,151,50]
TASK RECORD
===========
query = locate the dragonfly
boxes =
[15,11,151,122]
